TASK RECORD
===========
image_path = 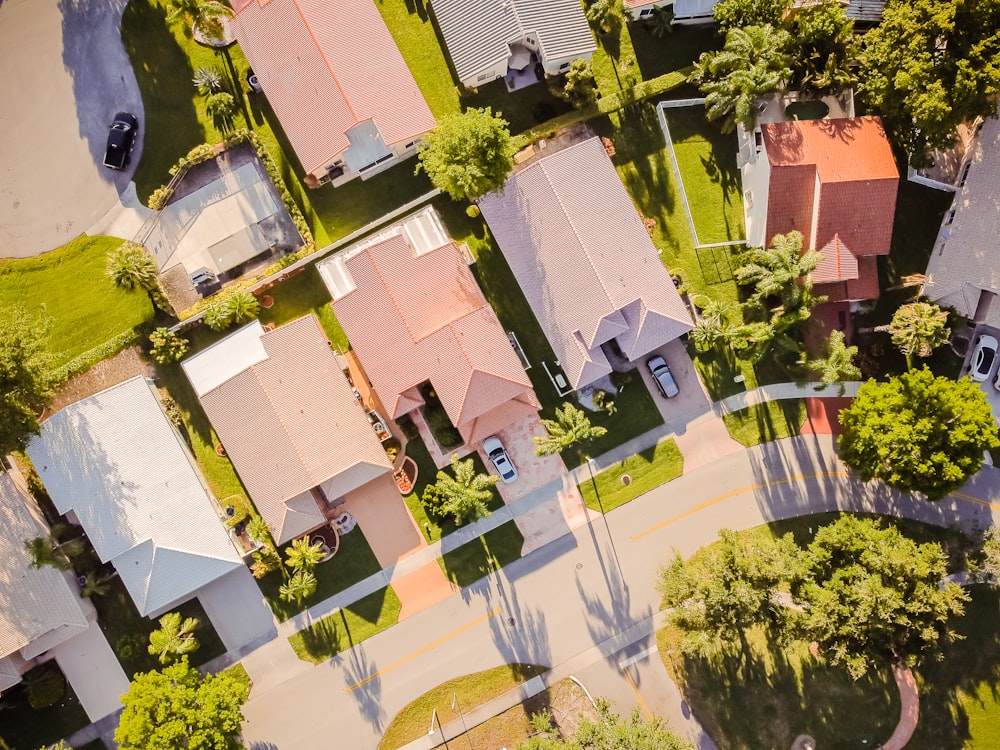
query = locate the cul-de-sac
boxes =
[2,0,1000,747]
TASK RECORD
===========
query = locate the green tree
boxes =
[860,0,1000,164]
[806,329,861,389]
[149,327,189,364]
[285,537,324,573]
[551,59,598,108]
[658,527,803,663]
[424,454,499,525]
[115,658,247,749]
[646,4,675,36]
[585,0,626,35]
[279,570,318,607]
[690,297,739,352]
[416,108,515,201]
[713,0,791,32]
[167,0,233,40]
[224,289,261,325]
[977,526,1000,583]
[0,309,56,456]
[692,25,793,133]
[796,515,969,679]
[24,523,85,571]
[107,241,173,315]
[203,298,233,331]
[247,516,283,580]
[534,402,608,457]
[517,701,694,749]
[838,367,1000,500]
[785,0,858,93]
[148,612,200,665]
[888,301,951,369]
[735,231,824,312]
[79,569,115,598]
[205,92,237,131]
[192,66,224,94]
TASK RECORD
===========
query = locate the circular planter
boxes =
[215,444,227,457]
[620,474,632,486]
[259,294,274,309]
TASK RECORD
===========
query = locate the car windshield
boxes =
[981,349,996,371]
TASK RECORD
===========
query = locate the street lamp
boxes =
[452,692,474,750]
[586,457,625,585]
[428,707,450,749]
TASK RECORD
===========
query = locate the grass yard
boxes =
[258,266,348,351]
[378,663,548,750]
[629,24,721,80]
[721,399,807,446]
[464,78,575,136]
[439,521,524,588]
[579,438,683,513]
[288,586,401,664]
[591,23,641,98]
[258,529,384,622]
[0,235,154,367]
[0,662,89,750]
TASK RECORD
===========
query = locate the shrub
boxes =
[224,289,261,324]
[425,407,463,449]
[51,325,148,384]
[24,665,66,709]
[205,91,236,119]
[193,66,224,94]
[395,415,420,441]
[466,204,481,218]
[149,327,189,363]
[148,184,175,210]
[203,298,232,331]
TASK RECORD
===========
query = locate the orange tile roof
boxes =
[333,234,539,444]
[231,0,436,175]
[761,117,898,182]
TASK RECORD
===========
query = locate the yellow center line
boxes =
[344,607,502,693]
[621,665,652,719]
[951,491,1000,512]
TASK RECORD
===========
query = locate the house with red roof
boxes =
[229,0,436,187]
[740,112,899,302]
[321,208,540,449]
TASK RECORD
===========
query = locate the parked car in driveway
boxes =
[970,334,998,382]
[484,436,518,484]
[103,112,138,170]
[646,355,679,398]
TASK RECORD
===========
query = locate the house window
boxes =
[404,141,416,149]
[744,189,753,209]
[559,62,570,70]
[960,162,972,187]
[946,209,956,225]
[639,8,653,16]
[754,130,763,151]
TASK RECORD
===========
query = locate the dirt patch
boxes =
[45,346,154,417]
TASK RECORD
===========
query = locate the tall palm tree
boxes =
[692,25,793,133]
[148,612,201,665]
[430,455,499,525]
[806,330,861,390]
[285,537,324,573]
[534,402,608,457]
[279,570,318,607]
[224,289,261,325]
[167,0,233,41]
[888,302,950,369]
[735,231,825,312]
[691,297,740,352]
[107,241,173,315]
[24,523,85,571]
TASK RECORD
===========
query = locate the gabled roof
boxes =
[230,0,435,175]
[182,317,392,545]
[26,378,242,617]
[330,224,538,444]
[479,137,693,390]
[0,474,88,675]
[430,0,596,83]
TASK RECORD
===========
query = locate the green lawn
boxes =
[591,23,641,97]
[579,438,683,513]
[258,266,348,351]
[629,24,720,80]
[439,521,524,588]
[378,663,548,750]
[0,662,89,750]
[288,586,401,664]
[0,235,154,367]
[722,400,807,446]
[463,78,575,136]
[258,529,384,622]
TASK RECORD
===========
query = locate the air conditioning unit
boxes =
[189,267,217,285]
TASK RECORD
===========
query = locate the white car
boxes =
[483,436,518,484]
[970,334,998,382]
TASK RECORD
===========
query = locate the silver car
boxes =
[971,334,998,382]
[646,355,679,398]
[483,436,518,484]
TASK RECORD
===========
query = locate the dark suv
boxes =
[104,112,138,170]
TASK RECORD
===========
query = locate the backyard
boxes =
[0,662,89,750]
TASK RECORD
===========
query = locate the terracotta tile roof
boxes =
[332,232,539,444]
[478,137,693,389]
[231,0,435,175]
[183,317,392,545]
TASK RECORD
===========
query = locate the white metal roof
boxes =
[182,320,269,397]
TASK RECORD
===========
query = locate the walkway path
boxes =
[879,664,920,750]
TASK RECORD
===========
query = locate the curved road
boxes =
[238,433,1000,749]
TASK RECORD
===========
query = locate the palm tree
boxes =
[888,302,950,369]
[285,537,324,573]
[148,612,200,665]
[224,289,261,325]
[647,5,674,37]
[534,402,608,457]
[735,231,825,313]
[80,570,116,599]
[107,242,173,315]
[204,298,232,331]
[429,454,500,525]
[279,570,318,607]
[691,297,739,352]
[806,329,861,391]
[24,523,85,571]
[167,0,233,41]
[692,25,793,133]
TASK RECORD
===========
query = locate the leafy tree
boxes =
[166,0,233,40]
[551,59,598,108]
[148,612,200,665]
[107,241,173,315]
[534,402,608,457]
[203,298,232,331]
[658,527,803,662]
[416,108,515,201]
[785,0,858,93]
[205,92,236,130]
[806,329,860,388]
[247,516,283,579]
[149,327,189,364]
[423,454,499,525]
[860,0,1000,164]
[24,523,85,571]
[692,25,793,133]
[690,297,739,352]
[517,701,694,750]
[838,367,1000,500]
[224,289,261,324]
[0,309,56,456]
[796,515,969,679]
[115,658,247,749]
[713,0,791,32]
[585,0,626,35]
[285,537,324,573]
[977,526,1000,583]
[888,301,950,368]
[279,570,318,607]
[735,231,823,312]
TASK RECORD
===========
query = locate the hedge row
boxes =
[51,324,150,385]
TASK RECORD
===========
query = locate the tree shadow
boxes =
[341,641,386,733]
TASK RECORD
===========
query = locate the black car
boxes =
[646,355,679,398]
[104,112,138,170]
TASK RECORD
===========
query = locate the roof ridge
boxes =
[290,0,359,124]
[252,362,317,489]
[366,246,420,344]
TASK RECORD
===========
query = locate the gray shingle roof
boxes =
[479,137,693,390]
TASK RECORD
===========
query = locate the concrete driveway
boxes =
[633,338,712,424]
[0,0,143,257]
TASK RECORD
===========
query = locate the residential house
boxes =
[478,137,693,391]
[923,114,1000,325]
[739,97,898,303]
[230,0,436,187]
[320,208,540,449]
[429,0,596,89]
[181,316,397,546]
[26,377,243,618]
[626,0,672,21]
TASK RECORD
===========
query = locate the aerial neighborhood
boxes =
[2,0,1000,747]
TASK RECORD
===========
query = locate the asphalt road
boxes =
[239,434,1000,749]
[0,0,142,257]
